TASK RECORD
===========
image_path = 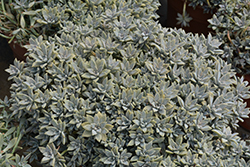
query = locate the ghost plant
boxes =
[0,0,64,45]
[0,97,31,167]
[0,0,105,46]
[3,0,250,166]
[176,0,221,27]
[208,0,250,75]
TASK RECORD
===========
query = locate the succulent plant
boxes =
[82,112,113,142]
[0,0,83,46]
[3,0,250,166]
[176,0,221,27]
[0,0,43,45]
[208,0,250,75]
[0,97,31,167]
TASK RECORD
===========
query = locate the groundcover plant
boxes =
[2,0,250,166]
[208,0,250,75]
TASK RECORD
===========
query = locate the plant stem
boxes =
[0,33,11,39]
[206,0,211,7]
[8,34,15,43]
[240,26,250,37]
[183,0,187,17]
[11,126,23,154]
[1,0,6,14]
[0,127,8,133]
[61,149,68,156]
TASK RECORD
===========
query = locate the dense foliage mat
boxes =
[3,0,250,166]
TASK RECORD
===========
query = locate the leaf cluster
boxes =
[0,97,31,167]
[208,0,250,75]
[176,0,221,27]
